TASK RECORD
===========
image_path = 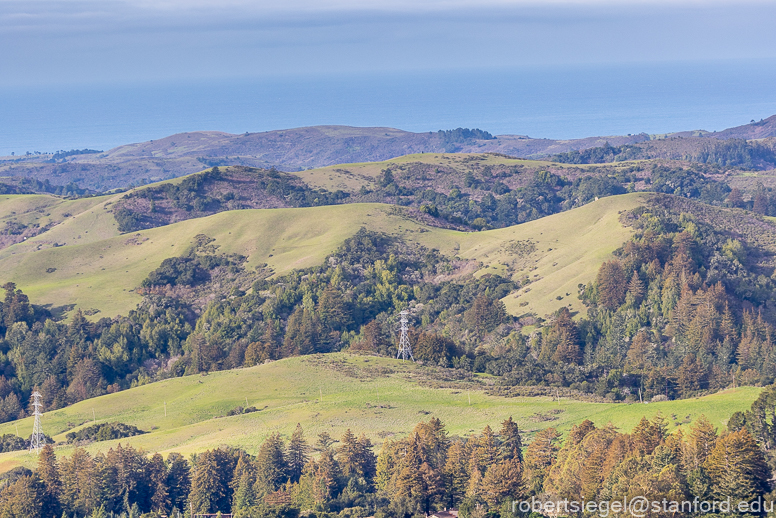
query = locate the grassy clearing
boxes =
[0,353,758,473]
[0,193,646,319]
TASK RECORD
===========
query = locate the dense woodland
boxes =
[4,387,776,518]
[551,139,776,170]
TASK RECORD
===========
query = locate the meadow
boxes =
[0,353,759,472]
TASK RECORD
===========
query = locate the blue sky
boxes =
[2,0,776,87]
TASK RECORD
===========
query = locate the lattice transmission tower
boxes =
[29,390,45,454]
[396,310,414,361]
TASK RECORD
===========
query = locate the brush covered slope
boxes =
[0,353,760,473]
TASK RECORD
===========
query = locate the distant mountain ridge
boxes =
[1,116,775,190]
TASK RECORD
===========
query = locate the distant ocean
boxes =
[2,59,776,157]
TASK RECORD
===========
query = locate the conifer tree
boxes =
[525,427,561,494]
[166,452,190,513]
[287,423,309,483]
[338,429,361,479]
[685,415,718,470]
[498,417,523,462]
[148,453,171,514]
[469,425,498,474]
[0,475,46,518]
[480,458,525,508]
[596,260,627,309]
[705,429,769,503]
[628,271,645,302]
[59,448,100,517]
[443,441,470,507]
[37,444,62,518]
[189,449,235,514]
[254,433,288,494]
[357,434,378,485]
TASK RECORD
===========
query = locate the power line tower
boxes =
[396,310,414,361]
[29,390,45,454]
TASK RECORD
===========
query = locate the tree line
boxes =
[6,386,776,518]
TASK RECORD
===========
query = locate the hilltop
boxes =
[3,115,775,190]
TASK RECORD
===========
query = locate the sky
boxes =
[2,0,776,87]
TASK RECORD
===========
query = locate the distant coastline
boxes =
[2,59,776,157]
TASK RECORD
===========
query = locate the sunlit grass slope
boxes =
[0,193,646,319]
[0,354,758,473]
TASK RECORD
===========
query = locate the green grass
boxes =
[0,353,758,473]
[0,193,646,319]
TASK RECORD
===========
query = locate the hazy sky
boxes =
[2,0,776,86]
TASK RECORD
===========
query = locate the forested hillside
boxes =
[2,191,776,432]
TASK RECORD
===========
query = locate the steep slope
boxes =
[0,193,646,319]
[0,353,759,473]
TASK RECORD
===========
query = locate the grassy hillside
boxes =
[0,353,758,473]
[0,193,645,319]
[0,193,119,249]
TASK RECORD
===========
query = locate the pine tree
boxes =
[359,434,378,484]
[596,260,627,309]
[465,466,483,500]
[685,415,718,470]
[568,420,596,445]
[0,475,46,518]
[525,428,561,494]
[312,449,343,504]
[232,470,257,512]
[189,449,235,514]
[37,444,62,518]
[705,429,769,503]
[498,417,523,462]
[628,271,645,302]
[443,441,470,507]
[337,429,361,479]
[148,453,171,514]
[631,415,666,456]
[480,459,526,508]
[166,452,190,513]
[59,448,100,517]
[469,425,499,474]
[287,423,309,483]
[254,433,288,494]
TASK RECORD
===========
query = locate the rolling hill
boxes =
[3,115,774,190]
[0,353,760,473]
[0,191,645,320]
